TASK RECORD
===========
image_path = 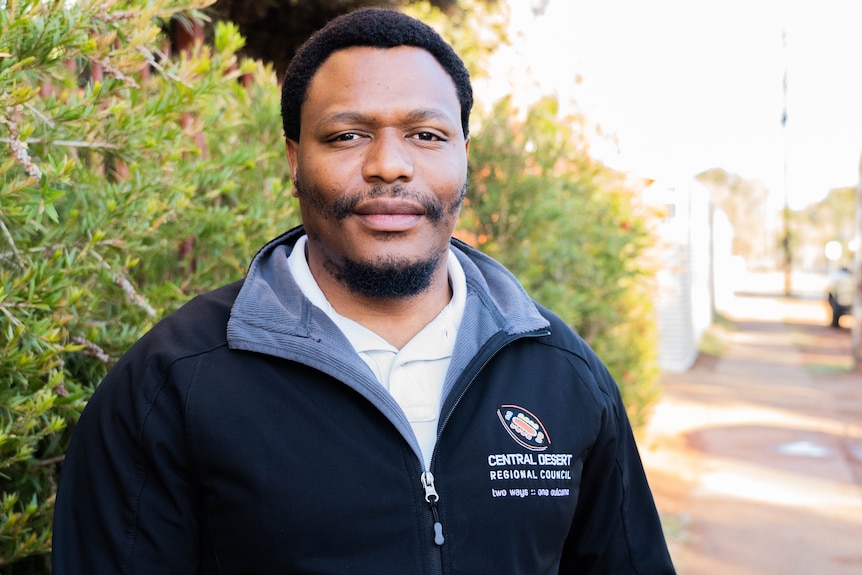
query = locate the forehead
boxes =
[302,46,461,127]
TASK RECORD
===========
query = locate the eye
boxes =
[332,132,360,142]
[411,131,444,142]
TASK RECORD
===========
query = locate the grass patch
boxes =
[789,327,854,375]
[660,512,691,543]
[805,363,852,375]
[698,312,736,358]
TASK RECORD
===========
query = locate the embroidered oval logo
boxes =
[496,405,551,451]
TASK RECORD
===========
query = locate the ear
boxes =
[285,139,299,196]
[464,135,470,156]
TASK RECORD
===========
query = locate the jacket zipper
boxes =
[419,328,550,570]
[420,471,445,545]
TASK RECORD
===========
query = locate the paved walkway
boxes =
[641,277,862,574]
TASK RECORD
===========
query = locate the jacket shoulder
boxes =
[84,280,244,435]
[532,302,595,361]
[136,279,243,360]
[94,280,244,407]
[530,301,621,398]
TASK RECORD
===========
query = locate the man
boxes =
[53,8,675,574]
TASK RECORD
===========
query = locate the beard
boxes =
[294,177,466,299]
[338,255,441,299]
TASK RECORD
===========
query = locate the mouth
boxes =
[352,198,425,232]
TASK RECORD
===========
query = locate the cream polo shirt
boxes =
[287,235,467,470]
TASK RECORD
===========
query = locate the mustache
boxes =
[332,184,448,222]
[293,178,467,222]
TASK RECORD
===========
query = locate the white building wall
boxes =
[645,179,715,373]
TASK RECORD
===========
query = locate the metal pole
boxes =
[853,152,862,370]
[782,28,792,296]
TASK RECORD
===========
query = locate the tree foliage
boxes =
[796,186,855,268]
[460,96,660,429]
[697,167,773,263]
[206,0,489,78]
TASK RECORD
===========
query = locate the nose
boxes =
[362,130,414,183]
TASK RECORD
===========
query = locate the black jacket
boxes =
[53,227,675,574]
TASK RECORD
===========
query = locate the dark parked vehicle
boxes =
[827,267,854,328]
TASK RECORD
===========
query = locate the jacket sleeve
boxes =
[560,362,676,574]
[52,339,202,575]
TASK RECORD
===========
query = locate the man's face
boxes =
[286,46,469,299]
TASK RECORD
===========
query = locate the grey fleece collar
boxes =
[228,226,548,352]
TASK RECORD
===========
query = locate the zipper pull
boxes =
[420,471,445,545]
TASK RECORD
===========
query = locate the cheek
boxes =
[444,176,468,212]
[302,169,356,208]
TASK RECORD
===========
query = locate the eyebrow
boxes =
[320,108,457,128]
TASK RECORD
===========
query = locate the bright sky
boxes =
[483,0,862,210]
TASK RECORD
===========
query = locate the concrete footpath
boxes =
[641,274,862,574]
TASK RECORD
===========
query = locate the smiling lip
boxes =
[353,199,425,232]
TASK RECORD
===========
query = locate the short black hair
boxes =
[280,8,473,142]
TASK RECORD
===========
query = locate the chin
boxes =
[338,252,443,300]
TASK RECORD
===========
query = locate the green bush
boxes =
[461,96,660,430]
[0,0,295,569]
